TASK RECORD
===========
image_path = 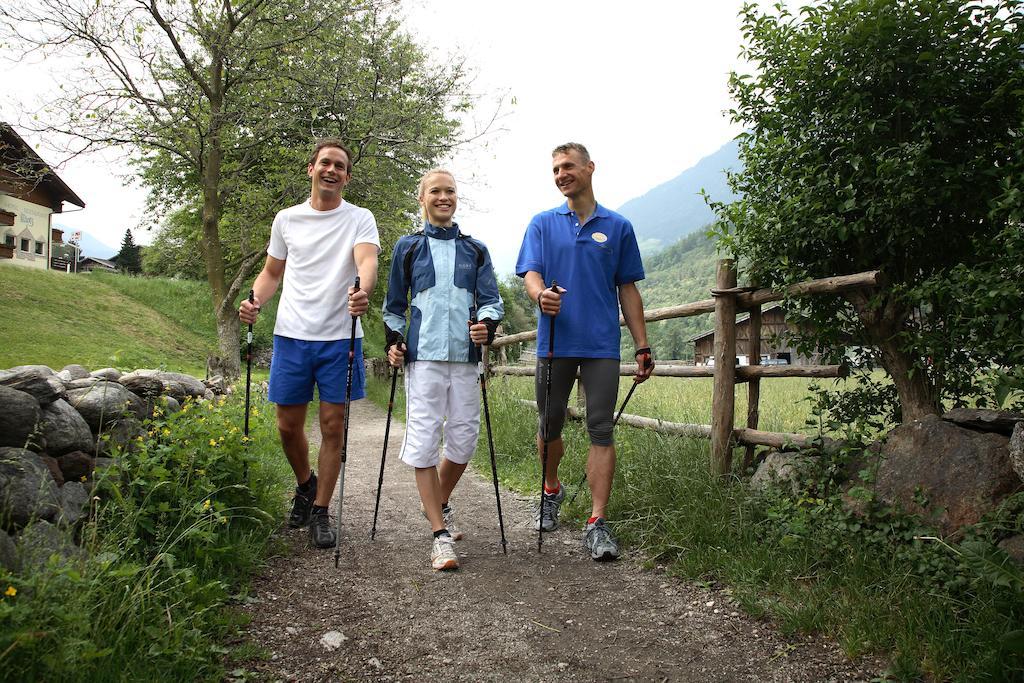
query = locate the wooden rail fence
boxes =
[488,260,880,475]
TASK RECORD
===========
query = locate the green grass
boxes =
[0,266,214,374]
[366,370,1024,681]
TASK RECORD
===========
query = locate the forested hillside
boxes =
[632,229,722,360]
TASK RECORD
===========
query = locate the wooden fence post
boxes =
[710,259,738,476]
[744,303,762,471]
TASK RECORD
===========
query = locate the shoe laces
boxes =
[312,509,331,531]
[586,521,612,545]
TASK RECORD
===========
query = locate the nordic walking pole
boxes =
[538,280,557,553]
[243,289,255,479]
[566,377,640,507]
[370,360,399,540]
[473,312,508,555]
[334,275,360,569]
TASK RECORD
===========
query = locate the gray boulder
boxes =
[999,535,1024,566]
[0,447,61,530]
[59,481,90,527]
[65,377,102,391]
[159,395,181,415]
[5,364,56,376]
[875,416,1021,536]
[57,451,93,483]
[204,375,229,395]
[750,451,816,495]
[0,531,18,573]
[0,386,41,449]
[58,364,91,382]
[0,366,64,405]
[66,381,147,432]
[158,371,207,399]
[90,367,122,381]
[39,398,94,456]
[119,373,164,398]
[1010,422,1024,482]
[943,408,1024,436]
[97,418,146,456]
[17,520,82,569]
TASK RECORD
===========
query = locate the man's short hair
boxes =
[552,142,590,164]
[309,138,355,172]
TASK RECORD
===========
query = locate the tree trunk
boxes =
[846,290,940,422]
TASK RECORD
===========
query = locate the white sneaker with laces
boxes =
[421,504,464,541]
[431,533,459,571]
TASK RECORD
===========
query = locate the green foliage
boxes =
[0,265,213,374]
[0,391,288,682]
[713,0,1024,417]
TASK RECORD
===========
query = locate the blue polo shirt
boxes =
[515,202,645,359]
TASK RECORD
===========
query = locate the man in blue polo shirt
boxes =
[515,142,654,561]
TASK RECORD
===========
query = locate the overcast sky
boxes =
[1,1,777,275]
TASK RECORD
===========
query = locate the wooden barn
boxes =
[689,304,823,366]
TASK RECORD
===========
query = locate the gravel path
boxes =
[236,398,881,682]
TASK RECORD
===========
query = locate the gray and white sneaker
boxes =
[421,504,464,541]
[534,485,566,532]
[584,518,620,561]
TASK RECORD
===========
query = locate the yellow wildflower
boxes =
[4,586,16,597]
[219,436,225,442]
[197,469,205,476]
[251,408,259,417]
[208,439,217,447]
[162,428,171,436]
[202,499,211,510]
[241,436,250,443]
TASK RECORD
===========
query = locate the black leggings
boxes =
[535,357,620,446]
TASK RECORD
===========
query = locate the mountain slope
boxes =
[617,139,740,253]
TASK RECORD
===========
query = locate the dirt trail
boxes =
[237,399,880,682]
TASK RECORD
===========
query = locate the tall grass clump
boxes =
[0,390,289,682]
[366,370,1024,681]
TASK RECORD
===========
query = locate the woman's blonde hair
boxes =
[417,168,457,223]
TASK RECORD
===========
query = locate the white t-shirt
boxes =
[267,199,381,341]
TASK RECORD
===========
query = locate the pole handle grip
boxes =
[353,275,361,292]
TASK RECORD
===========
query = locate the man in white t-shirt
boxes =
[239,139,380,549]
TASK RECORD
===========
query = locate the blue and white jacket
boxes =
[382,222,504,364]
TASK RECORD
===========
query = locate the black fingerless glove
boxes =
[385,326,405,355]
[635,346,654,370]
[480,318,498,345]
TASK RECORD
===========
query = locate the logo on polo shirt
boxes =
[592,232,608,243]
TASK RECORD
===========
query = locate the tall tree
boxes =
[115,228,142,273]
[1,0,487,376]
[714,0,1024,421]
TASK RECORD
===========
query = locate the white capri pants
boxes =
[400,361,480,468]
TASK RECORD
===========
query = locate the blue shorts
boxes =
[268,335,366,405]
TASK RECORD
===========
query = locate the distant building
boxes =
[77,256,118,273]
[0,123,86,270]
[690,304,823,366]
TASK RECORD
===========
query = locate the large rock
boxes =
[1000,535,1024,566]
[39,398,94,456]
[204,375,229,395]
[942,408,1024,436]
[66,381,147,432]
[59,481,90,527]
[119,373,164,398]
[1010,422,1024,482]
[97,418,146,456]
[65,377,102,391]
[58,364,91,382]
[750,451,816,495]
[17,520,82,569]
[0,531,18,572]
[0,386,41,449]
[0,366,64,405]
[0,447,61,530]
[57,451,93,483]
[5,364,56,376]
[158,371,207,399]
[90,367,122,381]
[875,416,1021,535]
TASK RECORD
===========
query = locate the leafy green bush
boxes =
[0,392,287,682]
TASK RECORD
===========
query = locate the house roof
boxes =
[0,123,86,210]
[688,303,784,343]
[79,256,117,269]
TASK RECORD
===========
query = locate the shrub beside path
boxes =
[237,399,880,681]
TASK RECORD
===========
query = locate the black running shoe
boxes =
[288,472,317,528]
[309,506,337,549]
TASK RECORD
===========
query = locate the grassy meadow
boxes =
[366,369,1024,681]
